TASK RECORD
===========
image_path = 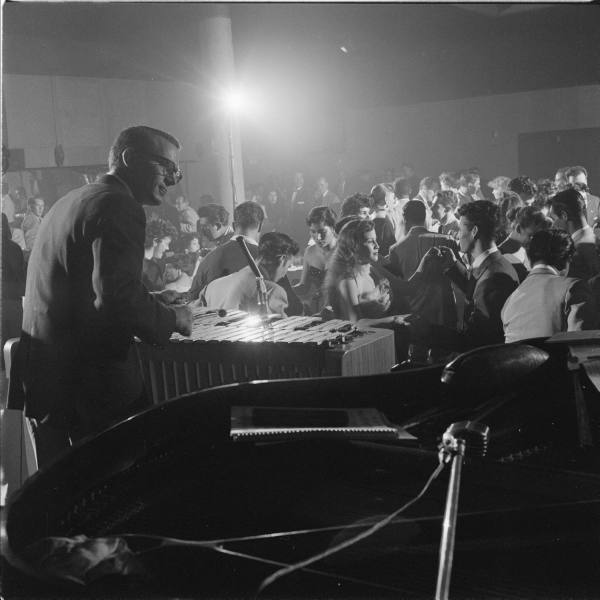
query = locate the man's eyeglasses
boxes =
[140,153,183,184]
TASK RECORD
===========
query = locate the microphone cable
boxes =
[255,458,446,597]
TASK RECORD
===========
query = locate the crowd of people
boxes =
[3,122,599,467]
[132,163,600,363]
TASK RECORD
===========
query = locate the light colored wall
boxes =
[4,73,599,200]
[344,85,600,179]
[3,74,216,206]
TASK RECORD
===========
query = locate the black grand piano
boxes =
[3,337,600,598]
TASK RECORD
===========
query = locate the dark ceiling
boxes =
[3,2,600,108]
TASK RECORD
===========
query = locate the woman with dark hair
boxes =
[295,206,337,314]
[501,229,597,342]
[323,218,409,326]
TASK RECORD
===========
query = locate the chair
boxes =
[1,338,38,506]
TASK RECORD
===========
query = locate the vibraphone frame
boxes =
[135,313,395,405]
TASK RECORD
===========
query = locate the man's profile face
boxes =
[358,206,371,220]
[317,178,328,194]
[433,203,445,220]
[131,135,180,206]
[549,206,568,231]
[554,171,567,191]
[198,216,218,240]
[32,198,45,217]
[153,235,171,259]
[458,216,476,253]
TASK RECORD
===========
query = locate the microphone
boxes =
[236,236,262,278]
[441,421,489,458]
[236,236,270,324]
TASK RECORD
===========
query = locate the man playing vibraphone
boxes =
[18,126,193,467]
[200,232,300,316]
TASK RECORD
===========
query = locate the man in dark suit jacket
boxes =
[18,126,192,466]
[410,201,519,352]
[550,188,600,281]
[387,200,457,328]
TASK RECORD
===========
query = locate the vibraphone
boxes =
[135,309,396,404]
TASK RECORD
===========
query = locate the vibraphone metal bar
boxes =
[136,309,396,404]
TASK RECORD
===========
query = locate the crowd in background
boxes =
[3,161,600,364]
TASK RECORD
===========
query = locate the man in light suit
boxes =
[502,229,597,342]
[18,126,193,466]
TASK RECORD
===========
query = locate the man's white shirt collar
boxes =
[530,263,560,276]
[471,244,498,270]
[571,225,594,245]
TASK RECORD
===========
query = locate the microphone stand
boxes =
[435,421,489,600]
[236,236,271,328]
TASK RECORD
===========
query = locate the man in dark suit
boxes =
[550,188,600,281]
[387,200,457,328]
[18,126,193,466]
[410,200,519,352]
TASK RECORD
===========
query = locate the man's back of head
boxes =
[393,177,412,199]
[233,201,265,236]
[403,200,427,229]
[527,229,574,272]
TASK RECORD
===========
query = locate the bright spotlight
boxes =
[223,89,245,114]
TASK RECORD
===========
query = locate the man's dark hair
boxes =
[334,215,360,235]
[566,165,588,179]
[109,126,180,170]
[393,177,411,199]
[551,188,585,223]
[258,232,300,268]
[144,218,177,249]
[403,199,426,225]
[419,176,440,192]
[433,190,457,211]
[457,200,499,241]
[233,201,265,231]
[340,193,371,218]
[197,203,230,227]
[527,229,575,271]
[307,206,336,227]
[370,183,393,208]
[439,171,458,188]
[166,253,197,276]
[509,176,537,199]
